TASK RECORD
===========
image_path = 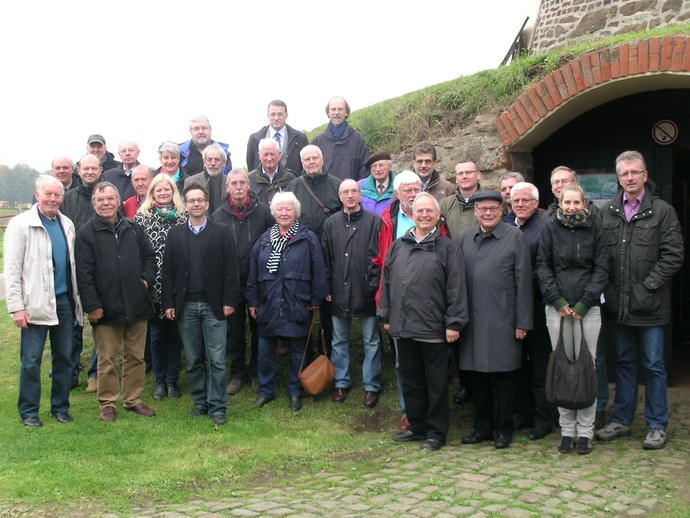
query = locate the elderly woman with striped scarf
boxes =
[246,192,328,412]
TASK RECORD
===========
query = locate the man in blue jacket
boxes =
[178,115,232,175]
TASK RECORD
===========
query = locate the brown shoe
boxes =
[99,406,116,422]
[398,414,410,432]
[226,378,243,395]
[363,391,379,409]
[86,377,98,393]
[332,387,349,403]
[125,403,156,417]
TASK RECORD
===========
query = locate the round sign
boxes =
[652,119,678,145]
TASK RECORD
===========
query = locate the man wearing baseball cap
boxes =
[85,134,121,171]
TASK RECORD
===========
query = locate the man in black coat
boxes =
[75,182,157,422]
[212,170,273,396]
[162,184,239,425]
[322,179,382,408]
[246,99,308,174]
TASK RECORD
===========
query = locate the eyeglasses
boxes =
[617,170,646,178]
[456,170,479,176]
[511,198,535,205]
[413,208,438,215]
[475,206,501,214]
[186,198,207,205]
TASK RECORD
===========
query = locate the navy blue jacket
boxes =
[246,224,328,337]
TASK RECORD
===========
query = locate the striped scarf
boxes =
[266,221,299,273]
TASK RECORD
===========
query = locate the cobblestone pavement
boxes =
[108,388,690,518]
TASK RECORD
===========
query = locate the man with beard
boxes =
[411,142,454,203]
[184,143,228,214]
[179,115,232,176]
[311,97,369,181]
[212,170,274,395]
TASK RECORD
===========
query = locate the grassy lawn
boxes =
[0,303,399,515]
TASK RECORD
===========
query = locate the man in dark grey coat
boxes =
[184,144,228,215]
[322,179,382,408]
[458,191,533,449]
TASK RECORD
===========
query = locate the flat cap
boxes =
[87,134,106,145]
[472,190,503,203]
[365,151,391,169]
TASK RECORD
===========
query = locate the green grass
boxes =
[309,22,690,155]
[0,303,398,514]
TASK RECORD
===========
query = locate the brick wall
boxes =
[495,36,690,147]
[531,0,690,54]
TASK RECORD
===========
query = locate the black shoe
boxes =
[211,413,227,425]
[420,438,443,451]
[153,386,167,400]
[167,383,181,399]
[188,406,208,418]
[252,395,275,408]
[513,417,534,431]
[454,387,470,405]
[528,425,551,441]
[558,436,574,454]
[50,412,73,424]
[594,411,606,430]
[289,396,302,411]
[393,429,425,442]
[462,430,492,444]
[576,436,592,455]
[495,433,512,449]
[21,416,43,427]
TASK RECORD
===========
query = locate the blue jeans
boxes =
[177,301,228,416]
[70,324,83,385]
[331,315,381,392]
[610,324,668,430]
[149,317,182,387]
[257,336,304,398]
[18,294,74,418]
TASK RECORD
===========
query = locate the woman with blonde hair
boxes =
[134,174,188,400]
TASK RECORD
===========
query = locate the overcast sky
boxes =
[1,0,535,172]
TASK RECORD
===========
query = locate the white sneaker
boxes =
[642,429,666,450]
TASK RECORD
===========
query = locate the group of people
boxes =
[6,98,683,457]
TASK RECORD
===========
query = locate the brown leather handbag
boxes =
[298,310,334,396]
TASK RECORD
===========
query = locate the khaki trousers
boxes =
[93,321,148,409]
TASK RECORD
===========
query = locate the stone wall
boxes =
[530,0,690,54]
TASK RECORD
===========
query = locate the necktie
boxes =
[377,184,386,195]
[274,132,282,150]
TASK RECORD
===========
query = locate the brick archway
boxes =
[494,36,690,149]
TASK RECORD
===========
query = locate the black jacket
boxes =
[211,193,274,298]
[378,229,468,340]
[322,207,381,317]
[286,171,342,239]
[161,219,239,321]
[103,163,139,200]
[537,213,608,313]
[184,170,227,215]
[76,216,156,323]
[246,124,308,174]
[61,183,98,231]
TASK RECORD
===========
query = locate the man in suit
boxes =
[246,100,308,174]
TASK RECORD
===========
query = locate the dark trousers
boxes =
[227,302,258,380]
[513,329,553,427]
[397,338,449,442]
[470,370,517,436]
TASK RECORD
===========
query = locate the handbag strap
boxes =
[300,176,331,215]
[299,310,325,373]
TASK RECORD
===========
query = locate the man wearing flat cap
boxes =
[358,152,395,216]
[84,134,121,171]
[458,190,533,450]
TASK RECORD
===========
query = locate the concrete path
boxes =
[109,388,690,518]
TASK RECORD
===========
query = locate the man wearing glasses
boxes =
[458,191,533,449]
[161,185,239,425]
[411,142,454,202]
[179,115,232,176]
[596,151,684,450]
[440,159,482,240]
